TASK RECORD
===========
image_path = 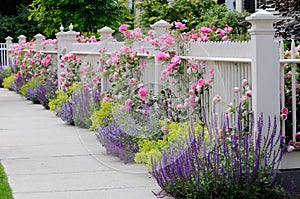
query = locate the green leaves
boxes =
[0,4,42,42]
[137,0,250,41]
[28,0,133,37]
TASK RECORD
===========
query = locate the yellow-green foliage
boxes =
[20,78,40,96]
[48,89,69,110]
[89,101,112,130]
[134,121,204,168]
[48,83,81,111]
[2,74,14,89]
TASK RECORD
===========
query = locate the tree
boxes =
[28,0,133,37]
[0,4,42,42]
[264,0,300,40]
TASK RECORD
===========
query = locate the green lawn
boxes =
[0,162,13,199]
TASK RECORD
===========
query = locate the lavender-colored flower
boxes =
[71,86,100,128]
[57,101,74,124]
[151,105,286,199]
[96,119,139,163]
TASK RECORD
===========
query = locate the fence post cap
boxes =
[68,23,73,31]
[98,26,115,41]
[246,9,279,22]
[5,36,13,41]
[34,33,44,39]
[150,19,171,29]
[98,26,115,34]
[17,35,26,40]
[60,25,64,32]
[246,9,279,35]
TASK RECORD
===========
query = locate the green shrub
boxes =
[20,78,40,96]
[89,101,113,130]
[134,121,205,168]
[2,74,15,89]
[48,82,81,111]
[48,89,69,111]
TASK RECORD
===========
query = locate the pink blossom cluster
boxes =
[287,133,300,152]
[152,34,175,51]
[8,42,34,66]
[184,77,213,109]
[172,23,233,42]
[77,35,99,43]
[159,54,181,81]
[59,53,81,90]
[80,63,101,90]
[281,107,288,121]
[284,45,300,59]
[42,38,57,45]
[119,24,143,40]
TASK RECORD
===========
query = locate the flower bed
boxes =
[2,22,296,198]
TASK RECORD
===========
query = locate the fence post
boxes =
[98,26,115,42]
[55,24,78,87]
[97,26,115,92]
[150,20,171,94]
[150,19,171,39]
[34,33,44,52]
[246,10,280,139]
[18,35,26,44]
[5,36,13,68]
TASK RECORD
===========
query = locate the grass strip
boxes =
[0,162,13,199]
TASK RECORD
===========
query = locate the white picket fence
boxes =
[4,10,300,169]
[0,43,7,68]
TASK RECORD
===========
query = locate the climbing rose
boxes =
[138,87,147,99]
[281,107,288,115]
[119,24,129,33]
[174,22,186,29]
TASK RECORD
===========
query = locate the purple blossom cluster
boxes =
[35,82,57,109]
[25,87,40,103]
[96,119,139,163]
[151,107,287,198]
[25,81,57,108]
[57,101,74,125]
[72,86,100,128]
[0,65,5,86]
[57,86,101,127]
[10,73,26,93]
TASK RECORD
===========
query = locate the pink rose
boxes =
[174,22,186,29]
[233,87,240,93]
[128,78,136,85]
[197,79,205,87]
[138,87,147,99]
[155,51,167,61]
[176,104,183,110]
[171,55,181,65]
[125,99,133,107]
[246,90,252,98]
[190,83,196,90]
[119,24,129,33]
[281,107,289,115]
[209,68,214,77]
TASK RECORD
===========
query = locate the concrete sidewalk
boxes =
[0,88,160,199]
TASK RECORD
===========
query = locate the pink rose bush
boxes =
[59,53,81,91]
